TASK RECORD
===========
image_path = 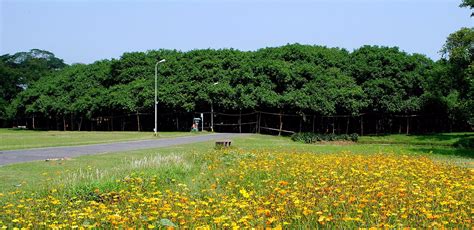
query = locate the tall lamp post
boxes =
[154,59,166,136]
[210,82,219,132]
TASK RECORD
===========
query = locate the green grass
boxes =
[0,129,199,150]
[358,132,473,147]
[0,134,472,194]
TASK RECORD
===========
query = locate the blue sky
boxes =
[1,0,472,64]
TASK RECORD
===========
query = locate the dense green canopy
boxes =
[0,41,472,132]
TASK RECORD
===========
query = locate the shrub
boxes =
[350,133,359,142]
[291,132,359,143]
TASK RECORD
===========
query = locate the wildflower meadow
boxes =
[1,149,472,229]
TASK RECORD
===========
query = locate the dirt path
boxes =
[0,133,248,166]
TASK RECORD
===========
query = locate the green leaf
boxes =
[159,218,177,227]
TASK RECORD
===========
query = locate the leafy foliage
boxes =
[291,132,359,143]
[0,39,472,131]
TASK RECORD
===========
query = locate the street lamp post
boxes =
[154,59,166,136]
[211,101,214,132]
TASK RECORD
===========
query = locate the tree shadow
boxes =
[409,146,474,158]
[412,133,473,142]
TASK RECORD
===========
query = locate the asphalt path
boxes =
[0,133,248,166]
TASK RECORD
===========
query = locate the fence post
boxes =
[255,112,259,133]
[278,112,283,136]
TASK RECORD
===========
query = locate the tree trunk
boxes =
[70,114,74,131]
[406,117,410,135]
[332,118,335,134]
[136,112,141,132]
[346,117,350,134]
[399,118,402,134]
[321,117,324,133]
[312,115,315,133]
[111,113,114,131]
[176,116,179,131]
[32,116,35,130]
[238,110,242,133]
[79,117,83,131]
[375,117,378,135]
[299,115,303,133]
[63,116,66,131]
[360,115,364,136]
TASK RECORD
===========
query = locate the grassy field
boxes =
[0,129,199,150]
[0,134,472,228]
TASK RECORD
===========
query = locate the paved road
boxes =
[0,133,248,166]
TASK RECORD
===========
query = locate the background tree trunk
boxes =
[406,117,410,135]
[346,117,350,134]
[238,110,242,133]
[79,117,83,131]
[136,112,141,131]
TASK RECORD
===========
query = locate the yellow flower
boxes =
[239,188,250,198]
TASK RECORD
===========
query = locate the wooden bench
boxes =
[215,139,232,148]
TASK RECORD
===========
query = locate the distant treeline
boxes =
[1,29,473,133]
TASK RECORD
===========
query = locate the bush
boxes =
[350,133,359,142]
[291,132,359,144]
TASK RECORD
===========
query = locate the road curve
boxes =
[0,133,249,166]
